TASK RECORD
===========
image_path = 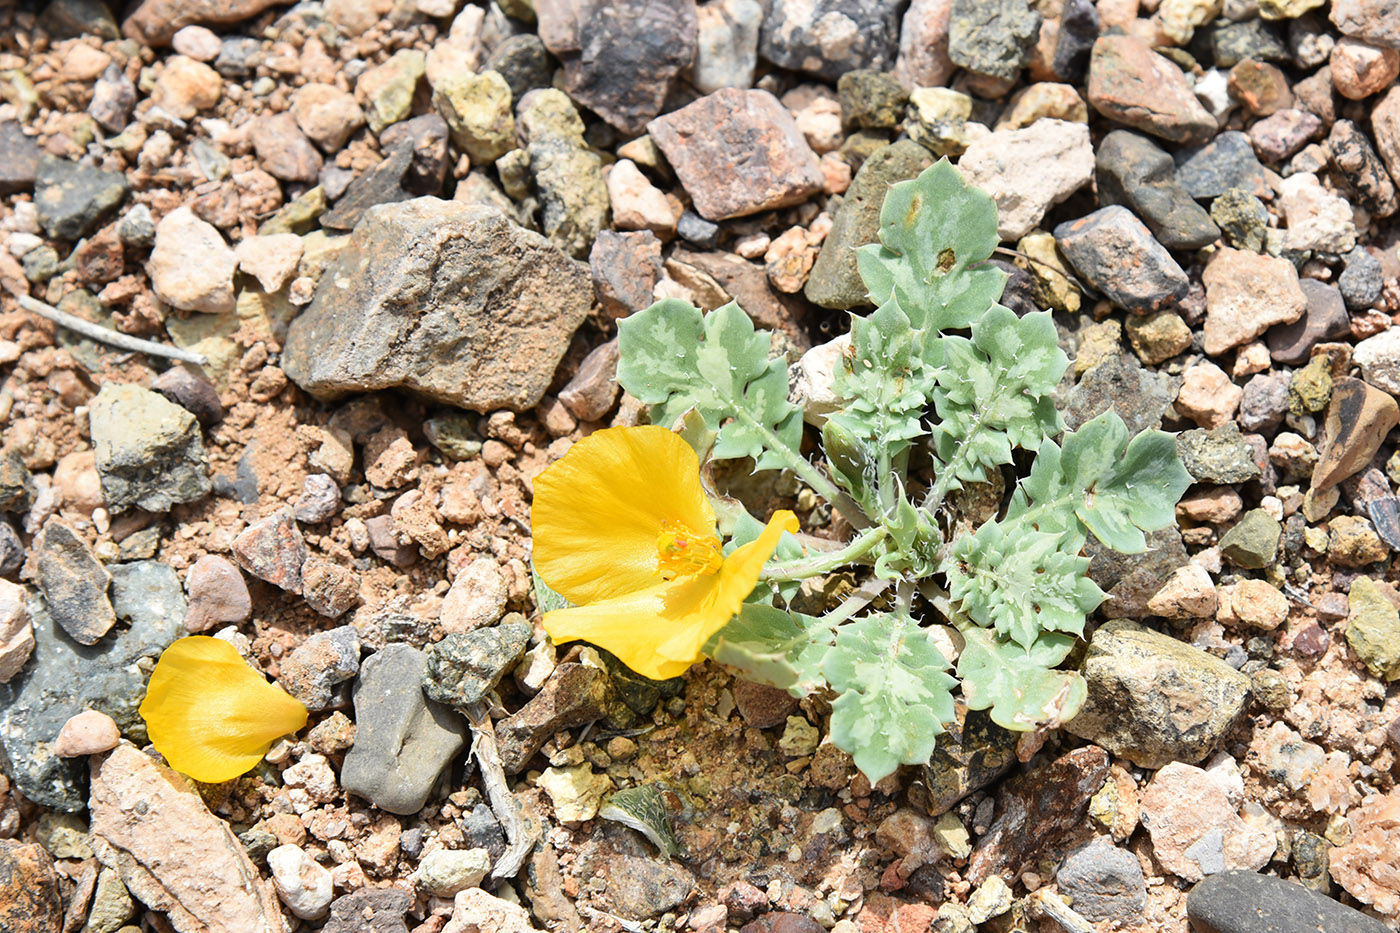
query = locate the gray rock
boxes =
[497,662,616,773]
[423,412,483,461]
[1054,206,1189,313]
[1266,279,1350,365]
[150,366,223,425]
[33,156,129,241]
[1331,0,1400,48]
[1056,838,1147,925]
[460,803,508,861]
[922,705,1018,816]
[0,592,182,810]
[487,34,553,101]
[1238,372,1290,433]
[22,245,59,283]
[518,89,611,258]
[280,626,361,711]
[35,523,115,647]
[215,35,262,78]
[341,644,468,815]
[1087,525,1189,618]
[838,70,908,129]
[88,63,136,134]
[1095,131,1220,251]
[677,210,720,248]
[1173,131,1268,199]
[283,198,592,412]
[423,621,532,709]
[1177,423,1263,483]
[89,383,211,514]
[0,449,35,513]
[691,0,763,93]
[1187,870,1391,933]
[1050,0,1098,83]
[231,509,307,593]
[322,889,413,933]
[947,0,1041,81]
[805,140,932,310]
[1064,619,1252,769]
[1065,353,1173,435]
[759,0,904,80]
[1208,18,1290,68]
[0,122,42,196]
[321,114,450,232]
[0,522,23,576]
[116,204,156,247]
[293,473,340,524]
[1338,245,1383,310]
[37,0,118,38]
[537,0,698,136]
[110,561,187,632]
[590,230,663,318]
[1327,120,1397,217]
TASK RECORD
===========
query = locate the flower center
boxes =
[656,519,724,580]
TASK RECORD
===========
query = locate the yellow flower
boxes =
[139,636,308,783]
[532,425,798,680]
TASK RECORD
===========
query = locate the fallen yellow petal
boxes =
[139,636,308,783]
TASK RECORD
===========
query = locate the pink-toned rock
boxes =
[781,84,843,154]
[894,0,955,89]
[236,233,304,293]
[606,159,680,236]
[1176,361,1243,428]
[231,510,307,594]
[441,558,508,634]
[1139,761,1275,882]
[1330,0,1400,49]
[124,0,286,45]
[53,449,104,513]
[1201,248,1307,357]
[0,578,33,683]
[364,426,420,490]
[443,887,541,933]
[1371,87,1400,185]
[54,709,121,756]
[171,25,221,61]
[149,56,222,120]
[1216,579,1290,630]
[183,555,252,632]
[147,206,238,314]
[250,113,323,184]
[647,88,824,221]
[1145,563,1218,619]
[1331,791,1400,919]
[1177,486,1244,524]
[88,744,283,933]
[291,83,366,153]
[1330,37,1400,99]
[1086,35,1216,145]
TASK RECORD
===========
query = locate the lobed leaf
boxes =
[856,159,1007,336]
[617,300,803,470]
[957,628,1087,732]
[821,613,957,781]
[704,603,829,695]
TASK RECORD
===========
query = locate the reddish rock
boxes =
[231,509,307,594]
[590,230,663,318]
[1228,60,1293,115]
[54,709,121,756]
[74,224,124,285]
[732,679,799,728]
[123,0,288,45]
[1331,36,1400,99]
[184,554,252,632]
[0,840,62,933]
[894,0,955,89]
[559,338,621,423]
[301,556,359,619]
[250,113,323,184]
[1086,35,1215,145]
[1202,249,1307,357]
[647,88,824,221]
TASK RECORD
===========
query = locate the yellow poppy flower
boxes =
[532,425,799,680]
[139,636,308,783]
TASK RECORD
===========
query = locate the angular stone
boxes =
[1219,509,1282,569]
[231,509,306,593]
[1139,763,1275,882]
[122,0,284,44]
[249,112,321,184]
[590,230,663,318]
[1054,206,1188,313]
[1065,620,1252,769]
[1173,131,1270,199]
[88,382,210,514]
[690,0,763,93]
[432,71,515,165]
[34,156,128,241]
[895,0,955,89]
[323,889,414,933]
[1202,249,1306,357]
[0,122,41,196]
[1331,0,1400,47]
[497,663,615,773]
[341,644,468,815]
[537,0,698,135]
[0,449,35,513]
[648,88,824,221]
[1267,279,1351,365]
[0,840,63,933]
[1095,130,1220,251]
[183,554,250,632]
[148,206,238,313]
[1066,353,1173,435]
[1279,171,1358,254]
[0,579,32,683]
[1312,377,1400,493]
[559,338,622,422]
[291,82,365,153]
[1087,35,1215,145]
[517,89,610,259]
[357,49,425,135]
[1248,108,1322,163]
[922,705,1018,816]
[280,626,361,711]
[90,745,281,932]
[805,140,931,310]
[1328,120,1397,217]
[759,0,903,80]
[1188,870,1392,933]
[959,119,1093,241]
[36,522,114,647]
[947,0,1041,81]
[285,199,591,412]
[424,621,533,709]
[1354,327,1400,396]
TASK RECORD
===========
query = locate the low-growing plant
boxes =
[533,160,1191,782]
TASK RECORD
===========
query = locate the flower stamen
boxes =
[656,519,724,579]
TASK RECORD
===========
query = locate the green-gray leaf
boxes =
[704,603,829,694]
[957,628,1086,732]
[821,613,957,781]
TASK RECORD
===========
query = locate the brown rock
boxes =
[1312,377,1400,492]
[0,840,62,933]
[123,0,286,44]
[647,88,824,221]
[54,709,121,756]
[732,679,799,728]
[590,230,663,318]
[496,663,616,773]
[1331,791,1400,917]
[291,83,366,154]
[149,56,222,119]
[1228,60,1293,115]
[1330,36,1400,99]
[301,556,359,619]
[250,113,323,185]
[89,744,283,933]
[1086,35,1216,145]
[1202,248,1307,357]
[74,224,125,285]
[558,338,621,423]
[1267,279,1351,365]
[231,509,307,593]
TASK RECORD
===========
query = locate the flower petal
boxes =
[543,509,799,680]
[533,426,716,605]
[139,636,308,783]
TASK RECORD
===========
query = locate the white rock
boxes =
[1279,172,1358,254]
[412,847,492,896]
[692,0,763,94]
[147,206,238,313]
[441,558,508,633]
[606,159,678,236]
[1194,68,1234,119]
[171,25,222,61]
[957,120,1095,240]
[0,577,33,683]
[1139,761,1275,881]
[443,888,542,933]
[267,844,334,920]
[789,332,851,426]
[894,0,955,89]
[236,233,304,293]
[281,753,339,802]
[537,763,611,822]
[782,84,843,154]
[6,232,42,258]
[1354,327,1400,396]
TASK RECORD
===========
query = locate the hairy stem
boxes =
[761,525,889,582]
[730,405,864,525]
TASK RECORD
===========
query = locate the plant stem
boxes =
[814,576,893,629]
[19,295,210,365]
[730,406,864,525]
[761,525,889,582]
